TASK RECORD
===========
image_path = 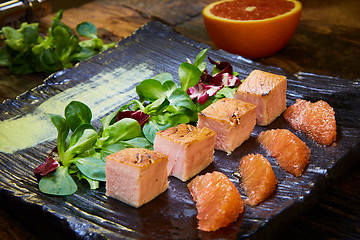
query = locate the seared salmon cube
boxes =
[154,124,215,182]
[197,98,256,154]
[234,70,287,126]
[105,148,168,208]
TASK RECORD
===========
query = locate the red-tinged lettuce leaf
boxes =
[34,147,60,180]
[115,110,150,128]
[187,82,223,104]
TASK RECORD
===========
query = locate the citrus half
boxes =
[203,0,302,59]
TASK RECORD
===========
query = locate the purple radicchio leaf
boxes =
[198,57,241,87]
[187,82,223,104]
[186,57,241,104]
[208,57,233,75]
[210,72,241,87]
[34,147,59,180]
[207,57,241,87]
[199,69,212,83]
[115,110,150,128]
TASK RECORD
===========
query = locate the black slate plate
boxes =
[0,21,359,240]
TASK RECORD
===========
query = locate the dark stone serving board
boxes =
[0,21,359,239]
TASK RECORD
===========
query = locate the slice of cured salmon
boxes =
[239,154,277,206]
[187,171,244,232]
[283,99,337,145]
[154,124,216,181]
[258,129,310,177]
[197,98,256,154]
[234,70,287,126]
[105,148,168,208]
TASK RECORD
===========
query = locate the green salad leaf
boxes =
[76,22,97,39]
[65,101,92,132]
[37,101,101,195]
[74,156,106,181]
[39,166,77,196]
[96,118,142,147]
[35,48,241,196]
[0,10,115,75]
[178,62,202,91]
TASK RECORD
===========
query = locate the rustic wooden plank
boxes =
[301,0,360,28]
[260,20,360,79]
[39,1,149,41]
[0,207,37,240]
[175,4,360,80]
[106,0,213,26]
[0,70,47,102]
[174,15,212,47]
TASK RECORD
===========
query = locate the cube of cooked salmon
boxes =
[153,124,215,182]
[105,148,168,208]
[197,98,256,154]
[234,70,287,126]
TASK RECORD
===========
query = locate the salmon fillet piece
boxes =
[197,98,256,154]
[154,124,216,181]
[283,99,337,145]
[258,129,311,177]
[239,154,277,206]
[234,70,287,126]
[187,171,244,232]
[105,148,168,208]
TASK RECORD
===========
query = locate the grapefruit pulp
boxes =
[239,153,277,206]
[187,171,244,231]
[258,129,310,177]
[283,99,337,145]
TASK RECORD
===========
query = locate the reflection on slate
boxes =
[0,21,359,239]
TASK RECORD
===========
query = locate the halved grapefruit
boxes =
[203,0,302,59]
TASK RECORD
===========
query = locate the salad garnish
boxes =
[34,48,242,195]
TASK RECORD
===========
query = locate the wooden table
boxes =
[0,0,359,239]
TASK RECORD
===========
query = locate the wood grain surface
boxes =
[0,0,359,239]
